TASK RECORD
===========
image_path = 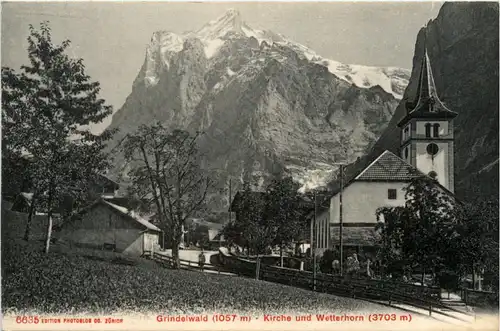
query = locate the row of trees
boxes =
[376,173,499,292]
[222,177,309,265]
[2,23,115,252]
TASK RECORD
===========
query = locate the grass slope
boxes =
[2,238,388,315]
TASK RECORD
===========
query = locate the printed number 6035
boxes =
[16,316,40,324]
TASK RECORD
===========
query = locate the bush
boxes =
[319,249,338,274]
[437,269,460,293]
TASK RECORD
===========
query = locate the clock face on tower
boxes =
[426,143,439,156]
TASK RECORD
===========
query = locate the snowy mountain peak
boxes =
[143,9,410,98]
[197,8,244,40]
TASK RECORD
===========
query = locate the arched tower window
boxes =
[433,123,440,137]
[425,123,431,138]
[404,147,409,159]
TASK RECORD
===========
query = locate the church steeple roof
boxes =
[398,45,458,128]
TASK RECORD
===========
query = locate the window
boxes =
[388,189,397,200]
[433,123,440,137]
[403,127,409,140]
[404,147,409,159]
[425,123,431,138]
[103,243,116,251]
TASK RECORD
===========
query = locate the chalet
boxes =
[89,174,121,200]
[10,174,121,215]
[10,192,69,216]
[11,192,34,213]
[310,48,459,257]
[56,199,162,256]
[185,218,226,249]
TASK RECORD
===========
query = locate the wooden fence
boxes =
[144,249,475,322]
[143,250,230,274]
[217,252,474,321]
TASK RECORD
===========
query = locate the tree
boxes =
[222,182,274,256]
[375,206,408,277]
[453,198,499,291]
[2,22,115,250]
[375,172,457,284]
[123,124,213,268]
[265,177,305,266]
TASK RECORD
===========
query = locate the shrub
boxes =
[319,249,337,274]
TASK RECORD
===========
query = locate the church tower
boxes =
[397,49,458,193]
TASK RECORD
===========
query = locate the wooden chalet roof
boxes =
[96,174,120,190]
[18,192,34,205]
[102,200,161,232]
[70,199,161,232]
[187,218,224,231]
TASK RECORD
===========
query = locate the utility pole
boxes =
[309,215,313,258]
[229,178,232,222]
[339,164,344,276]
[222,177,232,248]
[313,190,317,291]
[331,163,346,276]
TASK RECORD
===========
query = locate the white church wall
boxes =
[415,142,449,189]
[329,181,407,225]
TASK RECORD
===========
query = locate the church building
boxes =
[312,49,458,257]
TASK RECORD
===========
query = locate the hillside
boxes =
[2,238,391,315]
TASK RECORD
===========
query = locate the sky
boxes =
[2,1,444,133]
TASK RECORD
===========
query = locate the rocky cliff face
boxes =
[342,2,499,201]
[106,9,410,212]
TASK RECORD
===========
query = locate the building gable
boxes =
[62,199,161,232]
[101,200,161,232]
[355,150,418,182]
[331,150,456,200]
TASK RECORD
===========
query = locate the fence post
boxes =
[255,257,261,280]
[429,303,432,316]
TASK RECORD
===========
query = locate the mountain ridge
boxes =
[106,8,411,213]
[135,8,410,99]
